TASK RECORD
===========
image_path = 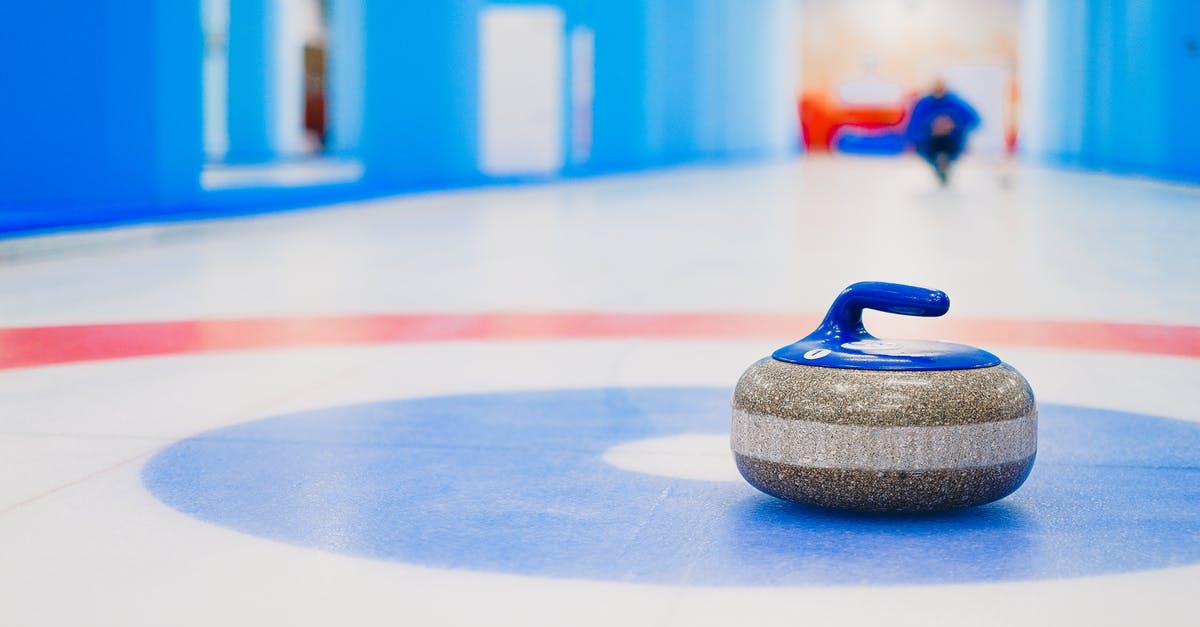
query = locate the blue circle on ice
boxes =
[143,387,1200,586]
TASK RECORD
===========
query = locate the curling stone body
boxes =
[731,281,1037,512]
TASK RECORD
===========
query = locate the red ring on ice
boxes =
[1,312,1197,371]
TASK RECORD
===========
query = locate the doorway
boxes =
[478,6,566,177]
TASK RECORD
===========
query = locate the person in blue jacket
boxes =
[906,79,980,185]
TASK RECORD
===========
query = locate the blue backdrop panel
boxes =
[226,0,278,164]
[0,1,203,225]
[327,0,365,158]
[1162,1,1200,179]
[583,0,797,172]
[1024,0,1200,183]
[0,0,796,237]
[718,0,782,157]
[644,1,701,163]
[584,0,652,172]
[144,387,1200,586]
[358,0,484,188]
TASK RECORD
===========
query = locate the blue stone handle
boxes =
[807,281,949,343]
[771,281,994,369]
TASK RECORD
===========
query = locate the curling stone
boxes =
[731,281,1036,512]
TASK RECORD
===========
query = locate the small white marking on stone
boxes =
[602,434,742,482]
[803,348,832,360]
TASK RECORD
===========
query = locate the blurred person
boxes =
[906,79,980,185]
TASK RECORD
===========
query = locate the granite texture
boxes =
[730,359,1037,511]
[733,358,1034,427]
[734,453,1036,512]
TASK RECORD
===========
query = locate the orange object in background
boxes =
[799,92,909,151]
[1006,76,1019,155]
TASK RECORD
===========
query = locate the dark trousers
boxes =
[915,134,964,167]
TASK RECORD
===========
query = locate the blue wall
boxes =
[1021,0,1200,183]
[586,0,796,172]
[0,0,796,237]
[0,1,203,229]
[359,1,484,188]
[226,0,278,164]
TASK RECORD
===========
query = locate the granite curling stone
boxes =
[731,281,1036,512]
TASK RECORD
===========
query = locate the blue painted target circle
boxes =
[143,387,1200,586]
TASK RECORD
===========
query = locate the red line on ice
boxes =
[0,313,1197,371]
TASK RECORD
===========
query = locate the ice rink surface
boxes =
[2,156,1199,625]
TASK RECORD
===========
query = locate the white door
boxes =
[479,6,565,176]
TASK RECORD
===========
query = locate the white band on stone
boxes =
[731,408,1037,471]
